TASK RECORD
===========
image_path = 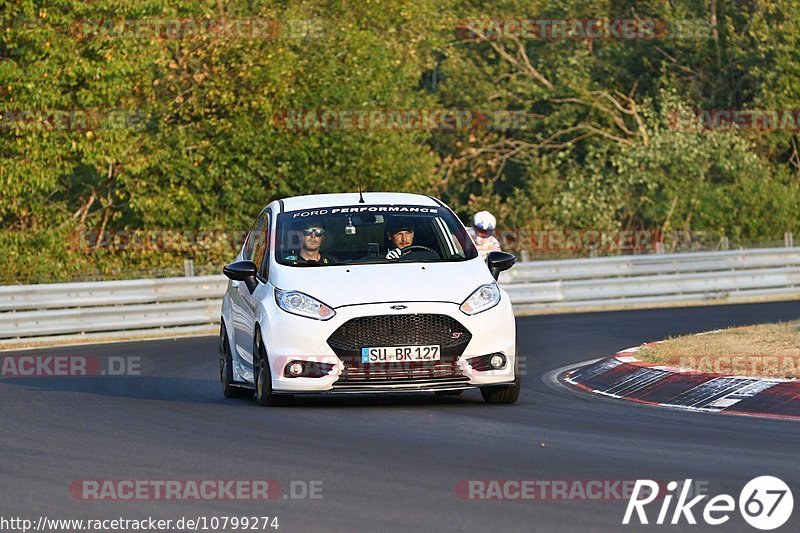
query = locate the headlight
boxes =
[460,283,501,315]
[275,289,336,320]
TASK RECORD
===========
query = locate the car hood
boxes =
[270,259,495,308]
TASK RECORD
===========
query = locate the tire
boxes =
[253,330,292,407]
[219,323,253,398]
[480,342,521,405]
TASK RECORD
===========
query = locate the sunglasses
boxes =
[302,228,325,237]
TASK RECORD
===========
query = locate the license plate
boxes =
[361,345,441,363]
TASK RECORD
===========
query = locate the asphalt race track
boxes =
[1,301,799,532]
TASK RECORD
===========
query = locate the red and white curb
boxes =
[563,347,800,420]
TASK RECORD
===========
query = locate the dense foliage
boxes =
[2,0,798,282]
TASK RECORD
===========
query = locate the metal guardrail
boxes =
[499,248,800,313]
[0,276,227,312]
[1,248,799,343]
[0,276,226,341]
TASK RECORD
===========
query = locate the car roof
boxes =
[277,192,441,212]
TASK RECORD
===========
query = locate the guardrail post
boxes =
[720,236,729,250]
[184,259,195,277]
[785,232,794,248]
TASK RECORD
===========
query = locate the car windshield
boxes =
[276,204,479,266]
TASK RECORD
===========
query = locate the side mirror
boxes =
[487,251,516,280]
[223,260,258,292]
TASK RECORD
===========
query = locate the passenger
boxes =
[284,219,333,265]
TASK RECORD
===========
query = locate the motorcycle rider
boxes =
[468,210,502,260]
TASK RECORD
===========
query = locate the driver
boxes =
[284,218,333,265]
[385,217,415,260]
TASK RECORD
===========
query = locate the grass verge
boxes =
[636,321,800,379]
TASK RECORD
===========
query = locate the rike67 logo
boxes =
[624,477,793,530]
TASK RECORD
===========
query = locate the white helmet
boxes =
[473,210,496,231]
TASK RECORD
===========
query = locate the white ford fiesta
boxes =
[218,192,519,406]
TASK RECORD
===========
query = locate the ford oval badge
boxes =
[390,305,407,310]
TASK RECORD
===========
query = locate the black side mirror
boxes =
[223,260,258,292]
[487,251,516,280]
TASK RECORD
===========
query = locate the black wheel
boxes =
[435,390,464,396]
[480,342,521,404]
[400,245,440,259]
[253,330,292,407]
[219,323,253,398]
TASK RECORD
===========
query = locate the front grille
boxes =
[327,314,471,355]
[327,314,472,382]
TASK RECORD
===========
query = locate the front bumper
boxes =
[261,298,516,393]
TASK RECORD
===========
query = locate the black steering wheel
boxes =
[400,245,440,258]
